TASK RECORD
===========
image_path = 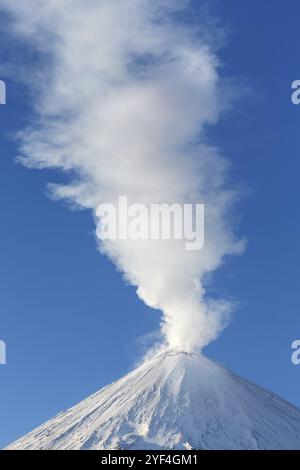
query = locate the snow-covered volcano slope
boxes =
[6,350,300,450]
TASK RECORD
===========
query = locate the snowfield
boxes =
[6,350,300,450]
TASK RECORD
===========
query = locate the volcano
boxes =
[6,350,300,450]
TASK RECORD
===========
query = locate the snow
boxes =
[6,350,300,450]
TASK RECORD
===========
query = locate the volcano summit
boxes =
[6,351,300,450]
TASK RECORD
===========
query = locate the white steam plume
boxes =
[1,0,244,352]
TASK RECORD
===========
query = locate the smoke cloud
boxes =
[1,0,244,352]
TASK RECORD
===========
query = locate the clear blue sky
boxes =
[1,0,300,448]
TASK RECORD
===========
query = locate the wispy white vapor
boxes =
[1,0,244,352]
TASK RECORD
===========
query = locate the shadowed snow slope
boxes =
[6,351,300,450]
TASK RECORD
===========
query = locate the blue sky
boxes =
[1,0,300,448]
